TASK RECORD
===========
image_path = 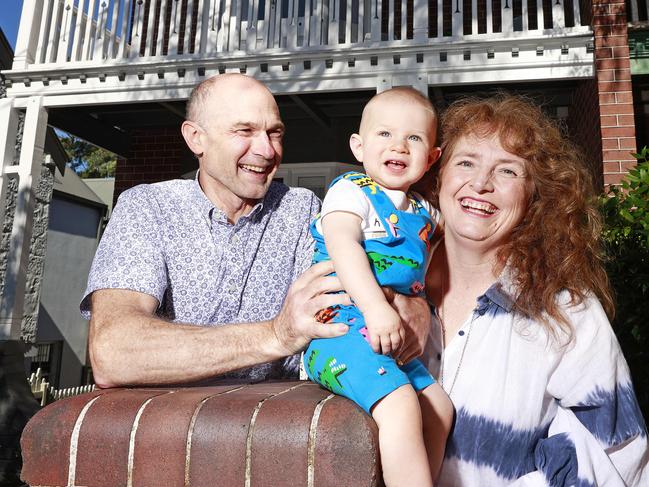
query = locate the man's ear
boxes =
[349,133,364,163]
[428,146,442,168]
[181,120,204,157]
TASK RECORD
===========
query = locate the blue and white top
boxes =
[421,280,648,486]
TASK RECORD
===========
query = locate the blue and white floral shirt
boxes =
[422,282,648,486]
[81,178,319,381]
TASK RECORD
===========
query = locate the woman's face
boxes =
[439,133,531,254]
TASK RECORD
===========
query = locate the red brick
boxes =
[604,161,621,172]
[600,115,618,127]
[595,35,629,48]
[608,3,626,14]
[617,114,636,126]
[612,46,630,58]
[622,161,639,171]
[592,13,627,24]
[604,173,626,185]
[619,137,637,149]
[20,389,109,487]
[596,58,629,70]
[603,150,635,161]
[597,70,615,82]
[602,106,632,118]
[598,80,633,93]
[592,5,609,15]
[314,395,380,486]
[595,47,613,59]
[615,92,634,104]
[599,92,616,104]
[594,23,628,36]
[613,69,631,81]
[133,388,229,487]
[76,389,172,487]
[602,139,619,150]
[601,126,635,138]
[250,384,327,486]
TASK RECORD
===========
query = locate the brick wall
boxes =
[114,127,192,202]
[592,0,637,185]
[568,79,604,189]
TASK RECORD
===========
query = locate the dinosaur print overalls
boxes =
[303,172,436,414]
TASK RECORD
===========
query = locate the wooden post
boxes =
[13,0,45,69]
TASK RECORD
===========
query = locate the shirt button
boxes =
[458,330,465,336]
[231,234,239,244]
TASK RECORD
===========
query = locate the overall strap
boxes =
[335,172,399,218]
[406,192,433,221]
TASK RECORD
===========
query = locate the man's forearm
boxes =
[90,300,286,388]
[89,262,350,388]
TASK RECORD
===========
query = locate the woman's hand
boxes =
[387,292,432,364]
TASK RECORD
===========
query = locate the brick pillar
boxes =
[592,0,637,186]
[568,79,604,189]
[114,127,192,203]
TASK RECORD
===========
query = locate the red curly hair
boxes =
[426,94,614,338]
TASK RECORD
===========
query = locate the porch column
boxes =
[0,96,44,486]
[13,0,44,69]
[0,96,48,340]
[592,0,637,185]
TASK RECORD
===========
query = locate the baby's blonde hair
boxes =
[359,87,438,135]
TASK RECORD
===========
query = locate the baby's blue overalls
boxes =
[303,172,436,414]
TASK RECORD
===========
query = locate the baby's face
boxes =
[353,97,439,192]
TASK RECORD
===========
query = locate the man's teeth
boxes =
[461,199,497,214]
[240,164,266,173]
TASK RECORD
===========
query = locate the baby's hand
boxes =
[363,302,405,355]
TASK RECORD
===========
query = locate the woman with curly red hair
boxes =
[421,95,648,485]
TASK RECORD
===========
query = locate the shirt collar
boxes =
[192,170,266,223]
[480,281,515,314]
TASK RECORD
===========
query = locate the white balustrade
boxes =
[13,0,591,69]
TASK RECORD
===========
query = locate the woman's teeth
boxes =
[460,199,497,214]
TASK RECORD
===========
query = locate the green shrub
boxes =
[600,148,649,420]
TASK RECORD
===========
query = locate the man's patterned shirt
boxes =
[81,178,319,381]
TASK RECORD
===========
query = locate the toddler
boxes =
[304,87,453,486]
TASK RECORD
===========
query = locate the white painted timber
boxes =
[0,100,21,304]
[502,0,513,35]
[3,0,594,104]
[0,97,48,341]
[83,0,99,60]
[553,0,565,30]
[14,0,45,69]
[109,0,122,59]
[35,0,54,65]
[11,0,592,69]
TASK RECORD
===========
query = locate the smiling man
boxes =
[81,74,353,387]
[81,74,432,388]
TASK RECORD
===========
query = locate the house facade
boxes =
[0,0,646,346]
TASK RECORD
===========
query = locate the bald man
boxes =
[82,74,430,387]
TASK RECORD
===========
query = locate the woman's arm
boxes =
[538,295,648,486]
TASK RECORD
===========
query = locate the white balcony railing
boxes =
[15,0,590,69]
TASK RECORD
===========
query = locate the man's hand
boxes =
[385,291,432,364]
[363,302,405,355]
[271,261,351,355]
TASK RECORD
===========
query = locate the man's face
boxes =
[198,83,284,205]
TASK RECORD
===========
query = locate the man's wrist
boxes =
[268,318,288,357]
